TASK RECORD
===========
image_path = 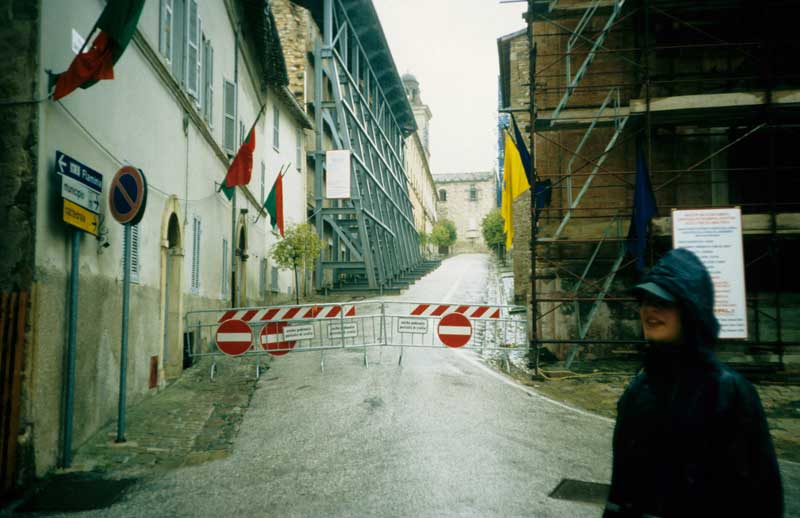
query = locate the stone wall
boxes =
[271,0,312,106]
[0,0,39,292]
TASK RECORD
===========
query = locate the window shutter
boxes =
[259,258,267,298]
[223,80,236,153]
[271,264,279,293]
[273,107,280,149]
[191,217,201,293]
[131,224,141,283]
[159,0,174,62]
[186,0,200,98]
[296,128,302,171]
[239,120,245,146]
[222,239,229,295]
[204,40,214,125]
[261,161,266,202]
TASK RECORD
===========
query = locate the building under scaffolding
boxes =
[499,0,800,370]
[286,0,435,294]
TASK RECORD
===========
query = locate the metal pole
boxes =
[62,229,80,467]
[526,1,541,376]
[117,224,131,443]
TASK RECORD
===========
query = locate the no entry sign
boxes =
[216,319,253,356]
[437,313,472,348]
[260,322,296,356]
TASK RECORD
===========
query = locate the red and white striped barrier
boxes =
[218,305,356,324]
[409,304,500,319]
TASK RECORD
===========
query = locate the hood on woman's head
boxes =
[635,248,720,347]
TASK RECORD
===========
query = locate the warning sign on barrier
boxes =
[328,322,358,339]
[283,324,315,341]
[397,318,427,334]
[437,313,472,348]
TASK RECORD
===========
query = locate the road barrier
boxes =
[185,300,528,378]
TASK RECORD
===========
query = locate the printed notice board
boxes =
[672,208,747,339]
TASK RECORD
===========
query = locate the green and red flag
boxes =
[220,128,256,200]
[265,173,284,237]
[53,0,146,100]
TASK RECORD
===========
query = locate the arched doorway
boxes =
[160,198,184,381]
[234,216,248,306]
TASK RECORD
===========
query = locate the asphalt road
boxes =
[30,254,800,517]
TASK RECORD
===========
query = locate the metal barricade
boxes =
[185,300,528,378]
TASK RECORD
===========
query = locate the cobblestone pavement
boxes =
[68,356,263,477]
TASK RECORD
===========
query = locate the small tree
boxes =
[481,209,506,260]
[270,223,322,304]
[418,231,430,258]
[430,219,457,253]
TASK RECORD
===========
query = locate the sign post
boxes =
[55,151,103,468]
[672,208,748,339]
[109,166,148,443]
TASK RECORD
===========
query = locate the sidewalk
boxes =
[69,356,263,477]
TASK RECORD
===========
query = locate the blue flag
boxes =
[510,114,551,222]
[626,141,658,271]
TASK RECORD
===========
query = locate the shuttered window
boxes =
[186,0,200,98]
[202,37,214,125]
[272,106,280,150]
[223,80,236,153]
[296,127,302,171]
[121,224,141,284]
[271,264,279,293]
[159,0,173,63]
[191,217,201,293]
[222,239,229,295]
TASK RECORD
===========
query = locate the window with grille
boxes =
[469,185,478,201]
[191,217,201,293]
[223,80,236,153]
[439,189,447,202]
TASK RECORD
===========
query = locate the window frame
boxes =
[273,106,280,151]
[223,79,237,154]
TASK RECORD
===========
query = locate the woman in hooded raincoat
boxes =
[603,248,783,517]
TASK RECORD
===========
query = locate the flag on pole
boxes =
[220,128,256,200]
[53,0,146,100]
[511,114,532,185]
[501,130,531,250]
[626,140,658,271]
[265,173,284,237]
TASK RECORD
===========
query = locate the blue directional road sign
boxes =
[56,151,103,193]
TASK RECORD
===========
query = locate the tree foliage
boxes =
[430,219,457,248]
[270,223,322,269]
[481,209,506,254]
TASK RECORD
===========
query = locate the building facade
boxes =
[433,172,497,253]
[402,74,437,256]
[1,0,310,486]
[499,0,800,364]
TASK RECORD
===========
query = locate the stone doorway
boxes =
[161,201,184,381]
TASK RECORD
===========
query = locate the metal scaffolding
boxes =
[518,0,800,371]
[311,0,422,291]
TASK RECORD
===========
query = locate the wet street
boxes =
[13,254,800,517]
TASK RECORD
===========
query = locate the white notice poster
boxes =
[326,150,351,199]
[672,208,748,339]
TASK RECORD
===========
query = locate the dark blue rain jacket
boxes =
[604,248,783,518]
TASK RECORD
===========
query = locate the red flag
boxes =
[53,32,115,100]
[225,129,256,188]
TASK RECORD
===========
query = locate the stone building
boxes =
[0,0,310,489]
[402,74,437,256]
[434,172,497,253]
[499,0,800,364]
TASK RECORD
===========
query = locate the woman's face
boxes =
[639,295,683,344]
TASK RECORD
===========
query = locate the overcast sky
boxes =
[372,0,527,175]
